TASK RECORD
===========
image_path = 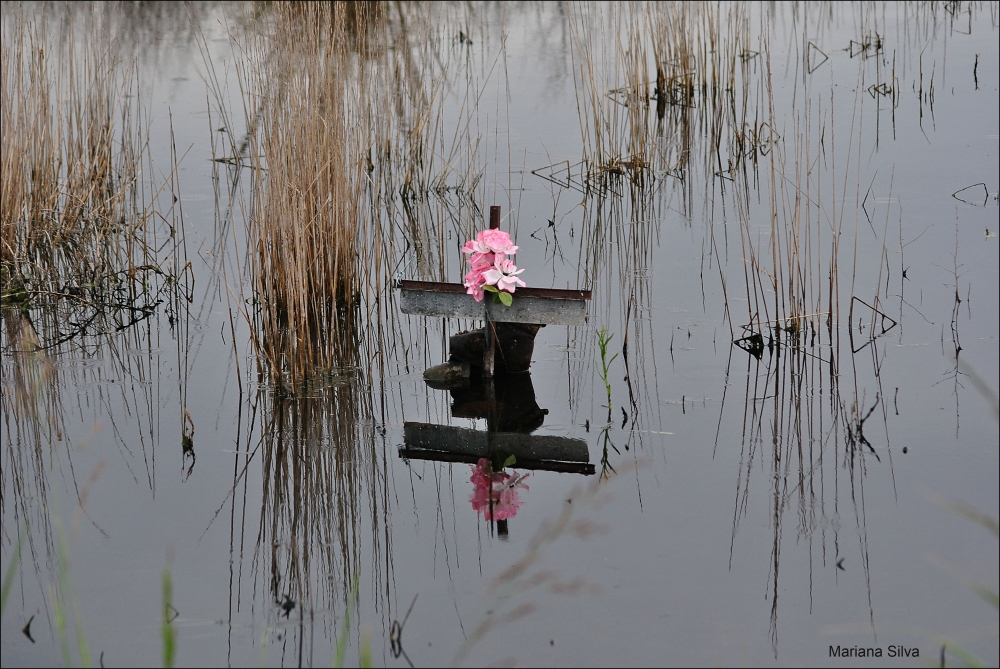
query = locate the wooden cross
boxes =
[398,213,597,508]
[398,206,592,376]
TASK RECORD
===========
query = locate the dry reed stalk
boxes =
[568,3,652,191]
[1,4,167,324]
[233,2,499,391]
[2,7,191,603]
[239,3,364,388]
[566,3,753,194]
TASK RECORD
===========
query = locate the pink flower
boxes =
[461,230,525,301]
[464,266,487,302]
[461,236,490,255]
[480,229,519,255]
[469,458,529,521]
[462,230,519,257]
[468,251,496,271]
[482,257,526,293]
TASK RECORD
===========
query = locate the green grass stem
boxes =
[1,531,23,618]
[162,566,176,668]
[597,327,618,419]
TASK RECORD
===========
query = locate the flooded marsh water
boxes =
[2,2,998,667]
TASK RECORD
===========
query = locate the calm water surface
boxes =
[2,3,998,667]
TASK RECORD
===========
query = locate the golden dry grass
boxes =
[230,2,496,390]
[239,3,365,388]
[1,5,156,299]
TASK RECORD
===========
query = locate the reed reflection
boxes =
[552,1,978,658]
[1,5,194,636]
[225,371,393,665]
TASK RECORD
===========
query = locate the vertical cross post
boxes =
[484,207,499,532]
[483,206,501,376]
[484,302,495,377]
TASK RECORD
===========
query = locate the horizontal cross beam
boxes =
[399,280,590,326]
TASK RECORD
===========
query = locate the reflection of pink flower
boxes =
[469,458,529,521]
[482,257,526,294]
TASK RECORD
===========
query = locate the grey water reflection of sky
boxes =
[2,3,998,668]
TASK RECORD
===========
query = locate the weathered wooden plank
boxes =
[399,280,591,301]
[403,422,591,464]
[399,282,589,325]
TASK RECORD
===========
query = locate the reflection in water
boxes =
[403,373,593,473]
[1,4,197,654]
[1,2,995,665]
[0,283,192,655]
[403,372,593,539]
[205,3,539,660]
[223,373,393,665]
[469,458,530,522]
[554,0,990,659]
[724,338,887,656]
[1,311,60,565]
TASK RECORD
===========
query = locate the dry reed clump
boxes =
[233,2,497,391]
[568,3,654,192]
[567,3,754,194]
[239,3,367,389]
[0,5,171,345]
[571,3,882,351]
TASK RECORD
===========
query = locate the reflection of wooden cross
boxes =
[398,206,591,376]
[401,423,594,475]
[401,370,594,479]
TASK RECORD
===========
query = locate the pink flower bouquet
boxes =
[461,229,525,305]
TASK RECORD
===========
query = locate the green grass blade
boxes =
[74,600,92,667]
[941,641,987,668]
[0,532,23,618]
[359,628,372,668]
[972,583,999,609]
[54,520,74,667]
[333,599,351,668]
[52,584,72,668]
[163,567,176,668]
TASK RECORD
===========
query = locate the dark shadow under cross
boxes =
[398,206,591,376]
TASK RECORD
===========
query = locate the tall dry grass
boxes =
[562,6,940,654]
[228,2,501,391]
[237,3,365,388]
[568,3,653,192]
[0,5,159,302]
[1,5,192,618]
[566,3,755,195]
